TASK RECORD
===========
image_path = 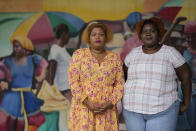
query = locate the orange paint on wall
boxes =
[0,0,42,12]
[144,0,167,12]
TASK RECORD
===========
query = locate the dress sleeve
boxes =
[68,49,87,103]
[169,47,186,68]
[32,54,48,77]
[110,55,125,105]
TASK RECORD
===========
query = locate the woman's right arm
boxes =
[68,49,87,103]
[69,49,104,112]
[46,45,58,85]
[47,60,57,85]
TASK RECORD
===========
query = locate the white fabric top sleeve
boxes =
[124,47,138,67]
[169,46,186,68]
[48,44,59,61]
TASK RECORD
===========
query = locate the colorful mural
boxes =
[0,0,196,131]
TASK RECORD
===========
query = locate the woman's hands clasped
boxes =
[83,98,113,114]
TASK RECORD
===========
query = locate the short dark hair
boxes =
[54,24,69,39]
[139,19,161,38]
[136,17,165,41]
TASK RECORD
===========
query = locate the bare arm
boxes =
[47,60,57,85]
[175,63,192,114]
[123,63,128,81]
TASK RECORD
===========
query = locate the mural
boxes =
[0,0,196,131]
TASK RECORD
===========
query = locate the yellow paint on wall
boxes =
[43,0,145,22]
[0,0,168,22]
[0,0,42,12]
[176,0,196,21]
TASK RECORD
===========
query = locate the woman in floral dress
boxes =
[68,22,125,131]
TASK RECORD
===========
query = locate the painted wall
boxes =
[0,0,167,21]
[0,0,196,130]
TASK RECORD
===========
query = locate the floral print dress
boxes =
[68,48,124,131]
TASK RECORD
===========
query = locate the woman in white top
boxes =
[47,24,72,101]
[44,24,72,131]
[123,17,192,131]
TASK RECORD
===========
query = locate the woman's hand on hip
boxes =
[179,102,190,114]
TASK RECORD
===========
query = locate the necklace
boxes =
[90,48,106,55]
[89,48,107,66]
[142,44,162,54]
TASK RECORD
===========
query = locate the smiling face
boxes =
[89,27,106,50]
[140,23,159,48]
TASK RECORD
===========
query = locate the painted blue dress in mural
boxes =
[0,54,45,131]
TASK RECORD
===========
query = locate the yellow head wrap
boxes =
[10,35,35,51]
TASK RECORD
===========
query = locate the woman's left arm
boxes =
[110,56,125,105]
[97,56,125,112]
[175,63,192,114]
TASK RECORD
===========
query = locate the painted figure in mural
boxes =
[183,21,196,82]
[122,17,192,131]
[0,35,48,131]
[120,12,143,62]
[158,17,196,131]
[0,61,12,105]
[48,23,72,101]
[68,22,124,131]
[175,21,196,131]
[41,23,72,131]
